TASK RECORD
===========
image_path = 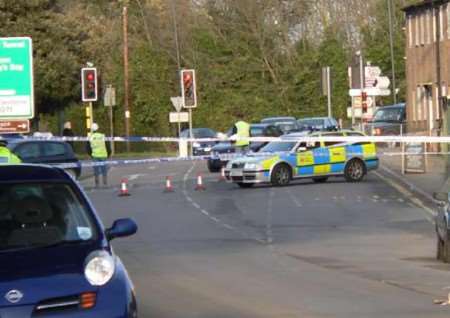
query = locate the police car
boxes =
[224,130,378,188]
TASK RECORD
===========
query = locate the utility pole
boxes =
[123,5,131,152]
[387,0,397,104]
[327,67,332,118]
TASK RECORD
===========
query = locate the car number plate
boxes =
[230,170,243,177]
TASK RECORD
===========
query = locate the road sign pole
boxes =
[327,67,332,118]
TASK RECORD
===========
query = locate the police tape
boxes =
[17,135,450,144]
[56,155,212,170]
[53,150,444,171]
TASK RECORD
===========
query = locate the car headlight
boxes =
[244,163,260,170]
[84,251,115,286]
[193,142,200,148]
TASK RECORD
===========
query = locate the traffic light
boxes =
[81,68,98,102]
[361,91,368,113]
[180,69,197,108]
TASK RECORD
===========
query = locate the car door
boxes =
[296,140,320,176]
[324,132,346,174]
[12,142,42,163]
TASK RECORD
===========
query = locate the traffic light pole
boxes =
[189,108,193,157]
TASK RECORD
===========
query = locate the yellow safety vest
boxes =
[235,121,250,147]
[0,146,21,164]
[89,132,108,159]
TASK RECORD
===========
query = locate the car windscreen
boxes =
[276,122,298,132]
[260,141,296,152]
[250,127,265,137]
[298,119,324,128]
[0,183,98,251]
[372,108,403,122]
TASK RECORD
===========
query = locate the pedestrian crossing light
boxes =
[180,69,197,108]
[81,68,98,102]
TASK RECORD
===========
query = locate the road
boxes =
[81,160,450,317]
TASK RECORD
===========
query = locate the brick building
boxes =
[404,0,450,135]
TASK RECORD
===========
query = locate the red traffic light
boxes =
[86,72,95,81]
[81,68,98,102]
[181,69,197,108]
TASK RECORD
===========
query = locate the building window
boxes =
[447,5,450,38]
[420,14,425,45]
[416,87,422,121]
[433,9,437,42]
[408,15,413,47]
[426,10,431,44]
[440,5,445,40]
[416,15,420,46]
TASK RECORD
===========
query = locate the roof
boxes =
[0,165,70,182]
[403,0,449,12]
[261,116,296,121]
[377,103,406,109]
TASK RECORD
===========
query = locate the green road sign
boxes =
[0,37,34,119]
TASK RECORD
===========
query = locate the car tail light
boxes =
[80,292,97,309]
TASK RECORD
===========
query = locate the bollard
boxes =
[219,167,226,181]
[119,178,131,197]
[195,174,206,191]
[164,176,174,193]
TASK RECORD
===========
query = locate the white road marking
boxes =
[127,174,145,181]
[181,162,253,239]
[287,188,303,207]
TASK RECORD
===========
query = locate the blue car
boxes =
[0,165,138,317]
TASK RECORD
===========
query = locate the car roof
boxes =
[262,116,296,121]
[377,103,405,110]
[250,123,273,128]
[281,131,311,139]
[0,165,71,182]
[298,117,333,121]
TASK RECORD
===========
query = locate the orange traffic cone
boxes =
[164,176,174,193]
[119,178,131,197]
[195,174,206,191]
[219,167,226,181]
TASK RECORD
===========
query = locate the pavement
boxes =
[77,157,450,317]
[378,147,448,208]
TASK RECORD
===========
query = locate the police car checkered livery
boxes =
[224,130,379,188]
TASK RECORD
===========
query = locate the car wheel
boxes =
[271,164,291,186]
[237,182,254,188]
[313,177,328,183]
[437,237,444,260]
[65,169,78,180]
[344,159,366,182]
[208,165,221,173]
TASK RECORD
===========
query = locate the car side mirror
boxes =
[106,218,137,241]
[433,192,449,204]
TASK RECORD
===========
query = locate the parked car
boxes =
[297,117,339,132]
[0,164,138,317]
[180,128,218,156]
[207,123,283,172]
[260,117,300,134]
[224,130,378,188]
[365,103,406,136]
[434,191,450,262]
[7,140,82,179]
